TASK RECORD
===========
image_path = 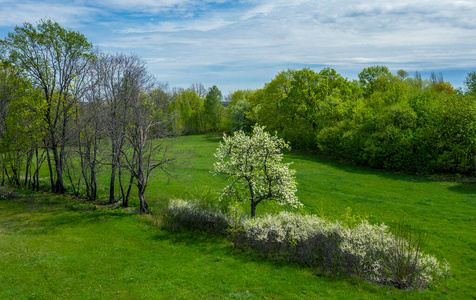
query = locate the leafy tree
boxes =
[280,68,357,148]
[169,89,203,134]
[204,85,223,131]
[464,71,476,96]
[0,64,46,187]
[397,69,409,80]
[1,19,94,193]
[214,125,301,218]
[229,99,253,132]
[257,70,292,135]
[226,89,254,108]
[358,65,392,96]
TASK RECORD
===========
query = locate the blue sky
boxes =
[1,0,475,95]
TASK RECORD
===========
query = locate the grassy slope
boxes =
[1,133,475,299]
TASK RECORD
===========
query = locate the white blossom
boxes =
[213,125,302,217]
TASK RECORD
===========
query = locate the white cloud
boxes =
[1,0,475,93]
[0,1,99,27]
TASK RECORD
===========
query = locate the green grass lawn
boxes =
[1,133,475,299]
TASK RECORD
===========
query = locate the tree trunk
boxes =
[46,148,54,192]
[123,174,134,208]
[109,152,117,204]
[251,201,257,218]
[90,167,97,201]
[52,146,66,193]
[138,183,149,214]
[24,150,33,188]
[1,162,4,186]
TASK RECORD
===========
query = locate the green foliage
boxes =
[340,206,369,229]
[1,19,93,87]
[229,99,253,132]
[226,199,246,248]
[255,70,292,136]
[397,69,409,80]
[248,66,476,175]
[464,71,476,96]
[169,89,205,134]
[204,85,224,131]
[1,18,94,193]
[358,65,392,96]
[257,68,357,149]
[0,65,46,186]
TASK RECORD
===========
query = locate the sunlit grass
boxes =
[1,133,475,298]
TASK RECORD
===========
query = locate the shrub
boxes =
[163,199,230,233]
[240,212,450,289]
[0,186,18,199]
[164,201,450,290]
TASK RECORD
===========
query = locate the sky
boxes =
[1,0,476,95]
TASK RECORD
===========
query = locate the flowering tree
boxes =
[214,125,301,218]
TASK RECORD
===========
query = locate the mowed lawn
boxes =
[1,133,475,299]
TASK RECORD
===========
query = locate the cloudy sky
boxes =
[1,0,475,94]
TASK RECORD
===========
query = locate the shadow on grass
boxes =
[447,183,476,195]
[287,150,476,187]
[0,194,134,236]
[203,133,224,144]
[152,226,303,265]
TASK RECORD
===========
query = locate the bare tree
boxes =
[73,56,106,200]
[189,82,207,98]
[95,53,144,204]
[117,62,179,214]
[121,95,178,214]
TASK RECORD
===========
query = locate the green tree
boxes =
[169,89,203,134]
[204,85,223,131]
[0,64,46,188]
[281,68,357,148]
[230,99,253,132]
[1,19,94,193]
[464,71,476,96]
[257,70,292,135]
[358,65,392,96]
[214,125,301,218]
[397,69,409,80]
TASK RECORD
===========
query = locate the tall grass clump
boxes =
[164,200,450,290]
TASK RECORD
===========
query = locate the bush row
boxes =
[163,199,450,290]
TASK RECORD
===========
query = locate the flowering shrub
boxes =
[164,200,450,290]
[163,199,229,233]
[239,212,450,289]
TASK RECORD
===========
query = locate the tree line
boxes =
[0,20,223,213]
[224,67,476,175]
[1,20,475,212]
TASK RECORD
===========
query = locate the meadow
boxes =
[0,133,475,299]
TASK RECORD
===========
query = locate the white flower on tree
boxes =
[214,125,301,218]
